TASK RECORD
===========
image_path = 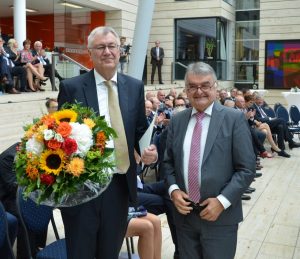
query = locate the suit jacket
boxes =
[252,103,270,123]
[58,70,148,203]
[150,47,164,65]
[163,101,255,226]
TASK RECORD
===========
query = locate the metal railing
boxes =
[171,61,188,83]
[50,53,90,91]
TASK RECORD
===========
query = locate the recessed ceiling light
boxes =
[9,5,38,13]
[59,2,83,9]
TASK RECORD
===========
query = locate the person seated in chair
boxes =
[252,95,300,150]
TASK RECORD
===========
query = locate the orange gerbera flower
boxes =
[47,139,62,150]
[41,114,56,128]
[56,122,72,138]
[96,131,106,153]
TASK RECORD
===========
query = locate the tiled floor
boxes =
[1,90,299,259]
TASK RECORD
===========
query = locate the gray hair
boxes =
[87,26,120,48]
[184,62,217,86]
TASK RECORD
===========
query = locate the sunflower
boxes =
[53,109,77,124]
[83,118,96,129]
[40,149,65,175]
[66,157,85,177]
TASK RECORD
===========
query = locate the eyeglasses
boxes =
[187,81,216,94]
[90,44,119,53]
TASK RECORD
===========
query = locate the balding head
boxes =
[235,95,245,109]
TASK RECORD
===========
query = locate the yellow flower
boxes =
[84,118,96,129]
[66,157,85,177]
[40,149,65,175]
[26,164,39,180]
[25,126,35,139]
[53,109,77,124]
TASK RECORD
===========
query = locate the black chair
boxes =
[274,102,283,113]
[276,106,300,137]
[289,105,300,139]
[0,202,16,259]
[16,188,67,259]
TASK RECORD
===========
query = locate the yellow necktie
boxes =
[104,81,130,173]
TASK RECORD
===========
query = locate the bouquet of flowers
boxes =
[15,102,116,207]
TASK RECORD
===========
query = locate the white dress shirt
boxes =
[169,102,231,209]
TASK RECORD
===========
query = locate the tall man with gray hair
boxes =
[58,26,157,259]
[163,62,255,259]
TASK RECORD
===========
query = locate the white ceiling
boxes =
[0,0,117,18]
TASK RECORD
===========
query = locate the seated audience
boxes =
[20,39,47,92]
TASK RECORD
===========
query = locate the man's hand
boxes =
[141,144,158,165]
[171,190,193,215]
[199,198,224,221]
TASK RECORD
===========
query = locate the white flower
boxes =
[26,136,44,156]
[70,122,93,156]
[54,133,64,142]
[43,129,54,141]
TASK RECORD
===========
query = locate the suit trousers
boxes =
[176,211,238,259]
[151,61,162,83]
[61,174,129,259]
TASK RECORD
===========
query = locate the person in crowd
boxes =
[45,98,58,114]
[32,40,64,90]
[173,96,186,109]
[0,37,21,94]
[0,26,10,44]
[145,91,155,101]
[20,39,47,91]
[164,95,174,110]
[1,37,27,93]
[229,87,238,101]
[169,88,177,99]
[118,36,128,74]
[156,89,165,104]
[163,62,255,259]
[223,99,235,108]
[252,94,300,150]
[0,143,48,259]
[150,97,161,112]
[126,209,162,259]
[219,89,228,104]
[58,26,157,259]
[145,100,154,126]
[243,95,290,158]
[150,40,164,84]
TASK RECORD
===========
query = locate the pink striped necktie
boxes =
[188,112,205,203]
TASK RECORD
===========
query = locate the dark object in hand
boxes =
[184,198,207,213]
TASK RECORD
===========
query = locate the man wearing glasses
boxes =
[163,62,255,259]
[58,26,157,259]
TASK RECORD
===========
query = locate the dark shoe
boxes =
[40,81,46,86]
[277,150,291,158]
[255,172,262,178]
[248,187,256,192]
[159,82,164,84]
[244,189,252,194]
[289,141,300,149]
[241,194,251,201]
[8,88,21,94]
[256,165,263,170]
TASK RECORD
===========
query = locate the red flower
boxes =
[40,174,55,185]
[62,138,78,155]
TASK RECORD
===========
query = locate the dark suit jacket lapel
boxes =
[202,102,225,165]
[82,70,100,114]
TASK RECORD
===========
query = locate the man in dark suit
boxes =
[150,40,164,84]
[58,26,157,259]
[163,62,256,259]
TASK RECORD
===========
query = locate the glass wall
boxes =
[174,18,227,80]
[235,0,260,89]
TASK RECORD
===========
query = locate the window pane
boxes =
[235,40,259,61]
[236,10,260,21]
[236,0,259,10]
[235,62,258,82]
[236,21,259,40]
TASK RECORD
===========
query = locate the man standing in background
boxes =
[151,40,164,84]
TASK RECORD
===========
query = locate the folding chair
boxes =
[16,188,67,259]
[289,105,300,139]
[276,106,300,137]
[0,202,16,259]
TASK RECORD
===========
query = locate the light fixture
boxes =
[9,5,38,13]
[59,1,83,9]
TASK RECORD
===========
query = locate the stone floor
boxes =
[1,90,299,259]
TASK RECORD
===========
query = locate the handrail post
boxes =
[51,53,57,91]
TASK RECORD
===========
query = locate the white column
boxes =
[14,0,26,50]
[127,0,155,80]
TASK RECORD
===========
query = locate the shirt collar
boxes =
[94,69,118,86]
[191,102,214,117]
